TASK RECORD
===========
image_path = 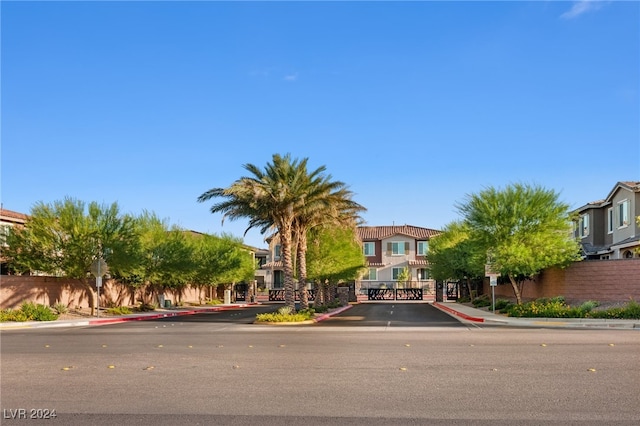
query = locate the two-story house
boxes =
[261,225,442,295]
[572,181,640,259]
[356,225,441,296]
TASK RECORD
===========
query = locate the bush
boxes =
[587,300,640,320]
[472,295,491,308]
[578,301,599,313]
[136,302,157,312]
[505,298,640,319]
[494,299,512,312]
[52,303,68,315]
[17,302,59,321]
[255,309,315,323]
[0,309,29,322]
[206,299,223,305]
[106,306,133,315]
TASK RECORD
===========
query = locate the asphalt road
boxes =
[2,304,639,425]
[315,302,464,327]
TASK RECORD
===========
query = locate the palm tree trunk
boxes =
[296,232,309,310]
[280,228,296,311]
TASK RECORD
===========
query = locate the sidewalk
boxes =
[0,303,258,330]
[432,302,640,329]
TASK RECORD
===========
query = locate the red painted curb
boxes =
[432,302,484,323]
[313,304,353,322]
[86,305,248,325]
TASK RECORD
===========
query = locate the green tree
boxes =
[188,233,256,299]
[3,198,139,314]
[427,221,484,300]
[456,183,581,304]
[117,212,195,302]
[306,225,365,307]
[4,198,138,277]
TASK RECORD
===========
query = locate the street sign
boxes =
[490,276,498,287]
[96,276,103,288]
[90,259,108,277]
[485,263,498,277]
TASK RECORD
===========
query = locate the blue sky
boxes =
[2,1,638,248]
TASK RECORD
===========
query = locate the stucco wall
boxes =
[0,275,207,310]
[483,258,640,304]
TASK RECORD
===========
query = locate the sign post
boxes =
[90,259,108,318]
[485,263,499,313]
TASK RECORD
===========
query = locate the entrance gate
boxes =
[367,288,423,301]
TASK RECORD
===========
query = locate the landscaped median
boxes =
[254,304,352,325]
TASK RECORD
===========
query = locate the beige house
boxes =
[260,225,442,297]
[356,225,441,296]
[572,181,640,260]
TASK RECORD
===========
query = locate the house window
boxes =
[363,268,377,280]
[417,268,430,281]
[389,241,409,255]
[618,200,629,228]
[363,242,375,257]
[392,267,403,280]
[417,241,428,256]
[579,214,589,238]
[274,244,281,260]
[607,208,614,234]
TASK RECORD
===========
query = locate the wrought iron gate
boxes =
[367,288,423,301]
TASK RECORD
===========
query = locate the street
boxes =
[1,303,639,425]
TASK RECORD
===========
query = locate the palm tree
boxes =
[198,154,312,310]
[293,183,366,310]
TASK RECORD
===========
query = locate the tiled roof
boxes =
[358,225,441,241]
[408,259,429,266]
[366,262,385,267]
[262,261,283,269]
[619,181,640,190]
[0,209,29,221]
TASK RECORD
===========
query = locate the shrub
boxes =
[587,300,640,320]
[277,306,293,315]
[255,309,315,323]
[136,302,157,312]
[313,305,329,313]
[494,299,512,311]
[578,301,599,313]
[472,295,491,308]
[505,297,640,319]
[0,309,29,322]
[19,302,59,321]
[106,306,133,315]
[52,303,68,315]
[206,299,223,305]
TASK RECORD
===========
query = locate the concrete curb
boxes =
[0,303,255,330]
[432,302,485,322]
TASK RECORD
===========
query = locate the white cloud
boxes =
[283,72,298,82]
[560,1,605,19]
